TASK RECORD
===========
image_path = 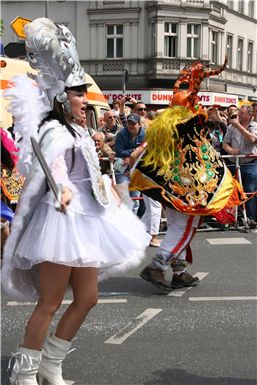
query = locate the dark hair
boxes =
[133,102,146,108]
[39,84,87,137]
[206,119,227,135]
[1,141,14,170]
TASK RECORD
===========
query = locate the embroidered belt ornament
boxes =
[1,166,24,203]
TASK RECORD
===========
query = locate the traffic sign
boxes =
[10,17,31,39]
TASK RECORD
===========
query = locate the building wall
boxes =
[1,0,257,102]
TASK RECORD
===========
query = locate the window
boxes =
[226,34,233,68]
[247,41,253,73]
[106,25,123,59]
[238,0,244,13]
[164,22,178,58]
[248,1,254,16]
[237,38,243,71]
[227,1,234,9]
[152,23,156,56]
[211,31,218,64]
[103,1,124,4]
[187,24,200,59]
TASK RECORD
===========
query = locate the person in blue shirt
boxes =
[115,113,145,214]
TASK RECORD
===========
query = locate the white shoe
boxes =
[9,346,41,385]
[38,334,72,385]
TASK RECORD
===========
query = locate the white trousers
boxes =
[141,195,162,235]
[151,208,201,271]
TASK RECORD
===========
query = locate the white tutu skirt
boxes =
[12,199,150,282]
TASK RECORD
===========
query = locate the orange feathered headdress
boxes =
[170,57,227,112]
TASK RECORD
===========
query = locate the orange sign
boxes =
[10,17,31,39]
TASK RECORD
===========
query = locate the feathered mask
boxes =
[170,58,227,112]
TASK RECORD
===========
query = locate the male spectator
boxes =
[92,131,115,175]
[222,105,257,227]
[132,102,150,129]
[115,113,145,214]
[100,110,123,150]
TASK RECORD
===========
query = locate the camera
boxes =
[229,114,237,119]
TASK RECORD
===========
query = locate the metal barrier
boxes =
[221,154,257,229]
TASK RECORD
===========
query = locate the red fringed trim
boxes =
[213,207,236,225]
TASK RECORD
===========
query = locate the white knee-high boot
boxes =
[9,346,42,385]
[37,334,72,385]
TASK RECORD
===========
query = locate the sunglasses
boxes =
[136,108,147,111]
[108,116,115,119]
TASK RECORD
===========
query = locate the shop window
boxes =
[106,25,123,59]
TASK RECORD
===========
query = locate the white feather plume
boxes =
[4,75,50,176]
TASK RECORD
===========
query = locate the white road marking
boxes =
[167,272,209,297]
[104,308,162,345]
[168,291,186,297]
[194,272,209,281]
[189,296,257,301]
[7,299,127,306]
[206,238,251,245]
[99,292,129,296]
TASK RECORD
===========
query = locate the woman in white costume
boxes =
[2,18,149,385]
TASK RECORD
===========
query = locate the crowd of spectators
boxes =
[2,99,257,257]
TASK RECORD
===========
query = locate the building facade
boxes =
[2,0,257,106]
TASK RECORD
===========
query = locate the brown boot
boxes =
[140,266,171,292]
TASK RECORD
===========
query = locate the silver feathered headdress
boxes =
[24,18,88,111]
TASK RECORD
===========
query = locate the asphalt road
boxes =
[1,228,257,385]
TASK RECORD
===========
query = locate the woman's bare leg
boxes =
[23,262,72,350]
[55,267,98,341]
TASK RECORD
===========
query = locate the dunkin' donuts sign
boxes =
[103,90,238,107]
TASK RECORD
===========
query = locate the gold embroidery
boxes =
[163,135,221,207]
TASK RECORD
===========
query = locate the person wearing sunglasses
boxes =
[119,97,150,130]
[132,102,151,130]
[133,103,147,115]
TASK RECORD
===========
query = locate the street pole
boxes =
[45,0,49,18]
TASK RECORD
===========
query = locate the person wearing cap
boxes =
[115,112,145,214]
[3,18,150,384]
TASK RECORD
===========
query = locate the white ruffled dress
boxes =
[2,124,150,301]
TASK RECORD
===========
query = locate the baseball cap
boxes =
[127,113,141,124]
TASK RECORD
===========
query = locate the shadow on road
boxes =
[144,368,256,385]
[99,276,174,297]
[1,356,10,385]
